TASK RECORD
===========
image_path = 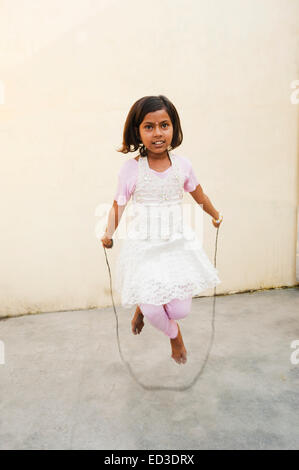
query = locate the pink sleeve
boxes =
[113,159,137,205]
[177,155,200,192]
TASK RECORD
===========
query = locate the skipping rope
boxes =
[103,226,220,392]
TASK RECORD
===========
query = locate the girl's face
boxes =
[138,109,173,157]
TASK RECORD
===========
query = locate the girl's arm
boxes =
[189,184,220,220]
[104,200,126,239]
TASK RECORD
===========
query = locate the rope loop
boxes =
[103,227,220,391]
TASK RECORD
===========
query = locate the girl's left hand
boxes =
[212,214,223,228]
[101,235,114,248]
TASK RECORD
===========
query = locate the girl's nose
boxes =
[153,126,162,136]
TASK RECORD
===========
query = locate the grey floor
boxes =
[0,287,299,450]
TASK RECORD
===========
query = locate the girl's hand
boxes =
[212,213,223,228]
[101,235,113,249]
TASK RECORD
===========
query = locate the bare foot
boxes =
[131,305,145,335]
[170,323,187,364]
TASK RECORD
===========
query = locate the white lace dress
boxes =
[115,153,221,308]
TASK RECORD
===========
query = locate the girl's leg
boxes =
[138,303,179,339]
[164,296,192,320]
[131,305,145,335]
[164,297,192,365]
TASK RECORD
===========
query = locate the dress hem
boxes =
[119,279,222,309]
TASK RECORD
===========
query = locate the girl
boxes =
[101,95,223,365]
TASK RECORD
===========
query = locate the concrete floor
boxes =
[0,286,298,450]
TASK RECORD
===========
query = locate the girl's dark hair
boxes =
[117,95,183,157]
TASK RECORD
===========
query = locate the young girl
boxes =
[101,95,223,365]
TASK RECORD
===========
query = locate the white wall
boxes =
[0,0,298,317]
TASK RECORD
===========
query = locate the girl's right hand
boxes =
[101,235,113,249]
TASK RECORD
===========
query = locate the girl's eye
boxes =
[144,123,169,129]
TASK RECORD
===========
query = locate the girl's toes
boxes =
[172,354,181,364]
[181,351,187,364]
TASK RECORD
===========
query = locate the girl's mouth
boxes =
[152,141,165,147]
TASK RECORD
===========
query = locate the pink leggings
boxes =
[138,296,192,339]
